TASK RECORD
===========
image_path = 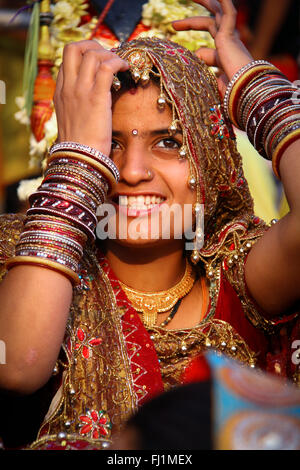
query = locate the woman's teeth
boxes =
[118,195,165,210]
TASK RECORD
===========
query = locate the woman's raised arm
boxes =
[173,0,300,316]
[0,41,128,394]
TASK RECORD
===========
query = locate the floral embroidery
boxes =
[79,410,112,439]
[209,105,230,140]
[74,328,102,359]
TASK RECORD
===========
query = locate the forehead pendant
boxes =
[132,129,138,136]
[127,50,153,86]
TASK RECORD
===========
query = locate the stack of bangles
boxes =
[223,60,300,178]
[6,142,120,285]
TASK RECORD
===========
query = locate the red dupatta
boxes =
[98,250,164,404]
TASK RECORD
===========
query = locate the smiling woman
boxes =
[106,79,193,247]
[0,0,300,451]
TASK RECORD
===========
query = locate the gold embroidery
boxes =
[146,265,257,390]
[148,320,257,390]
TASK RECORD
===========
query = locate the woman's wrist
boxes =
[6,143,117,286]
[223,61,300,179]
[49,142,119,190]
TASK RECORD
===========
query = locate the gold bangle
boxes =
[5,256,80,286]
[25,218,87,241]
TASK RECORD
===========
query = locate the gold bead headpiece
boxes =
[126,50,153,85]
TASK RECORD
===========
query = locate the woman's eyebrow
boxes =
[112,129,183,136]
[112,130,122,137]
[150,128,183,136]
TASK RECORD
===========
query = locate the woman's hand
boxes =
[172,0,253,98]
[54,40,129,156]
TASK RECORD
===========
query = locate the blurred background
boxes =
[0,1,33,214]
[0,0,299,215]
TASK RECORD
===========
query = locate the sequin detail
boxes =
[209,105,230,140]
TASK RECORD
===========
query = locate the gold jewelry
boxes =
[119,260,196,327]
[125,49,153,85]
[5,256,80,286]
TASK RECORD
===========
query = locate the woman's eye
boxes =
[111,140,121,150]
[155,138,180,149]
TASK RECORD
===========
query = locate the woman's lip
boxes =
[113,191,166,196]
[112,192,166,200]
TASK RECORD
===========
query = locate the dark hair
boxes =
[126,381,212,450]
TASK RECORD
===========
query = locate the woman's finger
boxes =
[194,47,219,67]
[76,48,117,89]
[93,57,129,94]
[54,65,63,94]
[173,1,238,38]
[173,16,218,38]
[61,40,107,89]
[191,0,237,34]
[53,65,64,139]
[191,0,222,16]
[217,0,237,34]
[53,64,64,108]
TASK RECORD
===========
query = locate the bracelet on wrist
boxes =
[223,60,300,179]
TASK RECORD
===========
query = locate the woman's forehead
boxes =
[112,78,160,101]
[112,82,172,124]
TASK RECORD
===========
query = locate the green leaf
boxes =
[23,1,40,119]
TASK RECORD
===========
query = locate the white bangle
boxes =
[50,141,120,182]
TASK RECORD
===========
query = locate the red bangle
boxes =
[272,128,300,178]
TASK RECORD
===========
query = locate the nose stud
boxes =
[132,129,138,136]
[146,169,153,179]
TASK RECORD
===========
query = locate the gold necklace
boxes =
[119,260,196,327]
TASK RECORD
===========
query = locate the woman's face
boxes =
[98,82,196,248]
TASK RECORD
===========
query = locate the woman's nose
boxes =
[118,147,153,186]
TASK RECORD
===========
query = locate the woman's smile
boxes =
[111,192,167,217]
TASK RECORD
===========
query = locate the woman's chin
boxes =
[104,235,183,251]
